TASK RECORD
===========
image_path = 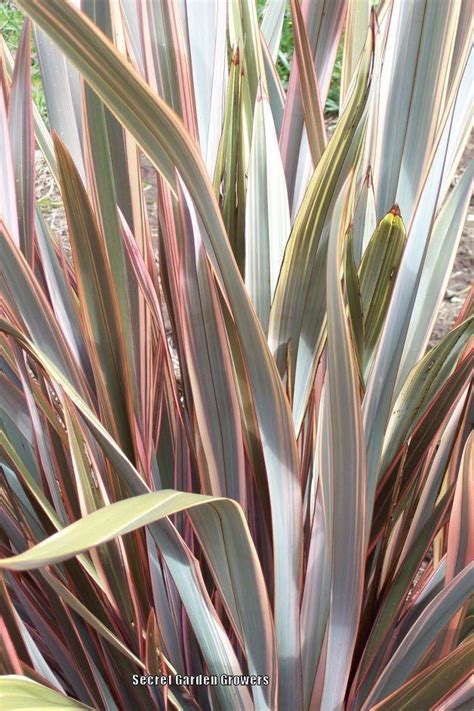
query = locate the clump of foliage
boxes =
[1,1,472,710]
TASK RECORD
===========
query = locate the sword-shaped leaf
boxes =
[289,0,326,168]
[53,135,134,456]
[269,24,374,430]
[245,85,290,331]
[8,20,35,266]
[260,0,286,62]
[320,178,367,710]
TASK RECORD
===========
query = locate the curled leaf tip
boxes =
[390,203,401,217]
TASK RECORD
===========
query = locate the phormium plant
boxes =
[0,1,472,709]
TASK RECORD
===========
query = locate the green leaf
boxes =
[0,223,86,392]
[440,47,472,199]
[438,676,474,710]
[185,0,227,173]
[80,5,134,378]
[144,0,198,137]
[212,50,246,271]
[229,0,267,105]
[359,206,406,375]
[0,69,20,246]
[261,37,285,133]
[42,566,148,669]
[394,391,469,575]
[340,0,371,110]
[300,495,331,708]
[1,36,58,182]
[34,207,89,374]
[0,676,93,710]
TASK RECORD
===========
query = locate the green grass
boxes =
[0,0,47,117]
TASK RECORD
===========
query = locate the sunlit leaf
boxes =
[0,676,92,710]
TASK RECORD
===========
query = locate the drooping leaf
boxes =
[1,322,277,709]
[0,487,276,709]
[0,676,93,710]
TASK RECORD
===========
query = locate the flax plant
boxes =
[1,1,472,709]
